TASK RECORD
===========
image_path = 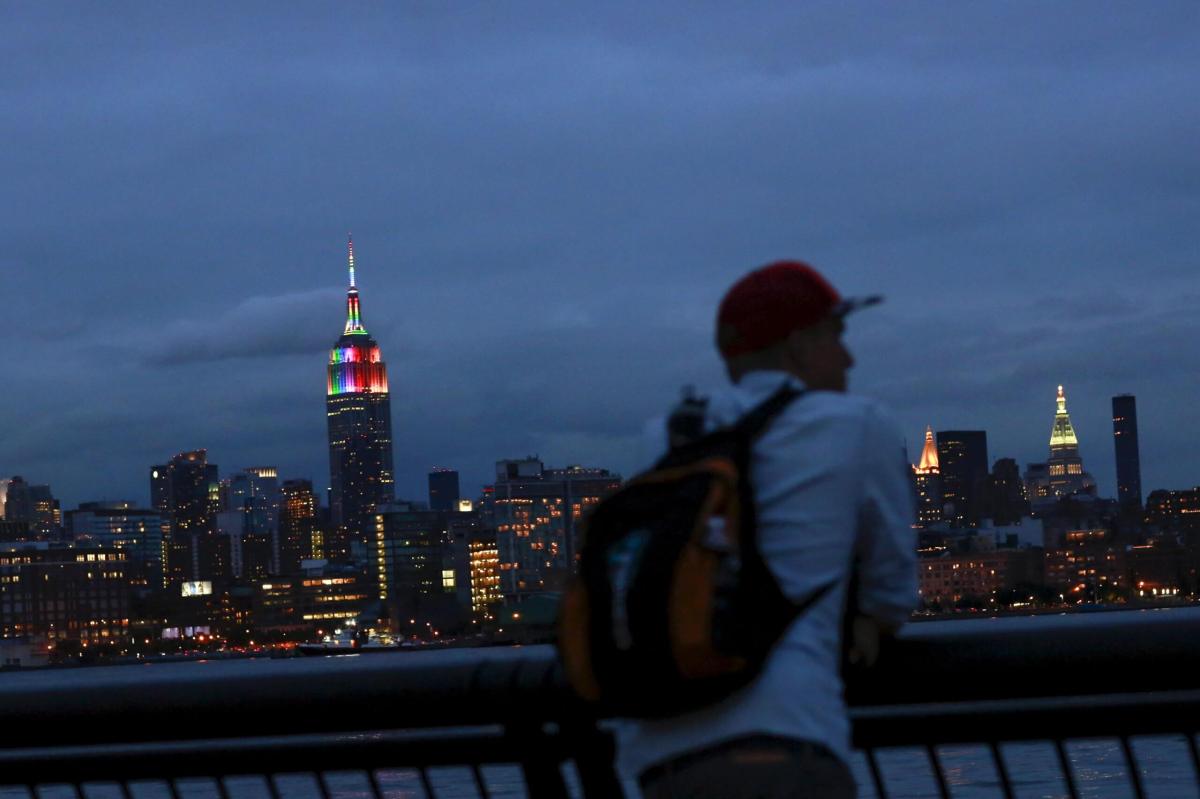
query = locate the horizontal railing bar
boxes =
[851,689,1200,748]
[1,608,1199,786]
[0,726,572,787]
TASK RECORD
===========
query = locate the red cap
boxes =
[716,260,879,359]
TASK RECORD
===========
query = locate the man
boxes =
[622,260,916,798]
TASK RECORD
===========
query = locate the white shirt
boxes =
[618,370,917,776]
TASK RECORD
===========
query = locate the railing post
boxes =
[507,722,570,799]
[564,719,626,799]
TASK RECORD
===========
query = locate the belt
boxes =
[639,734,834,786]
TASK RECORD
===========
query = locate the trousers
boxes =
[637,734,856,799]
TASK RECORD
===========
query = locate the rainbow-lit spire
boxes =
[343,234,367,335]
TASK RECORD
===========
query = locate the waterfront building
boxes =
[0,543,132,647]
[482,459,621,602]
[936,431,989,526]
[1145,488,1200,534]
[917,546,1043,606]
[66,502,168,589]
[1112,395,1143,512]
[150,450,224,585]
[912,426,944,526]
[327,238,395,548]
[1043,528,1125,597]
[1126,540,1195,598]
[254,563,371,635]
[373,507,462,633]
[279,479,319,573]
[428,468,461,513]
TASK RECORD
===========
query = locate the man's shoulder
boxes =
[789,390,894,428]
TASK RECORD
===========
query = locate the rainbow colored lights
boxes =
[327,361,389,396]
[328,238,387,396]
[330,344,381,365]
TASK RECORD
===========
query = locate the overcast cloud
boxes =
[1,2,1197,507]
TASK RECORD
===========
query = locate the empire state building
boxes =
[326,237,395,546]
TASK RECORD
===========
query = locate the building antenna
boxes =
[347,233,356,288]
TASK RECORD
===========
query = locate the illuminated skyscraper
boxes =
[216,467,281,579]
[1027,386,1097,509]
[280,479,319,571]
[1112,394,1142,511]
[1046,385,1096,499]
[326,237,395,548]
[483,459,621,602]
[150,450,224,584]
[912,426,944,526]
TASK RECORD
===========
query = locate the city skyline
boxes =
[0,237,1189,509]
[2,4,1198,507]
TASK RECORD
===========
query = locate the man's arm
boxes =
[849,404,918,664]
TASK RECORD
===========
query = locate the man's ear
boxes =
[783,327,809,371]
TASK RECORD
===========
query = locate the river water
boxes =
[5,609,1198,798]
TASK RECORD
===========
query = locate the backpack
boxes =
[557,383,836,718]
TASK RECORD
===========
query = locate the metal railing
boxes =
[0,609,1198,798]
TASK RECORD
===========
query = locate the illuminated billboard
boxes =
[181,581,213,597]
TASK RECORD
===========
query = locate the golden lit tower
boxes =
[912,426,944,526]
[1045,385,1096,501]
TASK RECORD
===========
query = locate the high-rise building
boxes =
[912,426,944,527]
[373,507,462,632]
[1046,383,1094,501]
[279,479,319,572]
[0,478,60,539]
[67,502,168,589]
[2,477,33,524]
[428,468,461,513]
[326,237,395,547]
[936,431,989,527]
[150,450,224,585]
[1112,395,1143,511]
[1027,386,1097,509]
[987,458,1030,525]
[482,459,621,602]
[216,468,281,580]
[28,485,61,538]
[468,535,501,620]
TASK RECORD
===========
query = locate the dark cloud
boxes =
[1,3,1197,506]
[138,288,342,366]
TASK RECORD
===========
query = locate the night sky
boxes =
[3,3,1198,509]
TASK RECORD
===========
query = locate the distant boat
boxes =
[298,625,407,656]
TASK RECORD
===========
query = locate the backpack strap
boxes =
[732,382,803,440]
[729,382,835,657]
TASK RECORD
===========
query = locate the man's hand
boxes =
[847,615,888,669]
